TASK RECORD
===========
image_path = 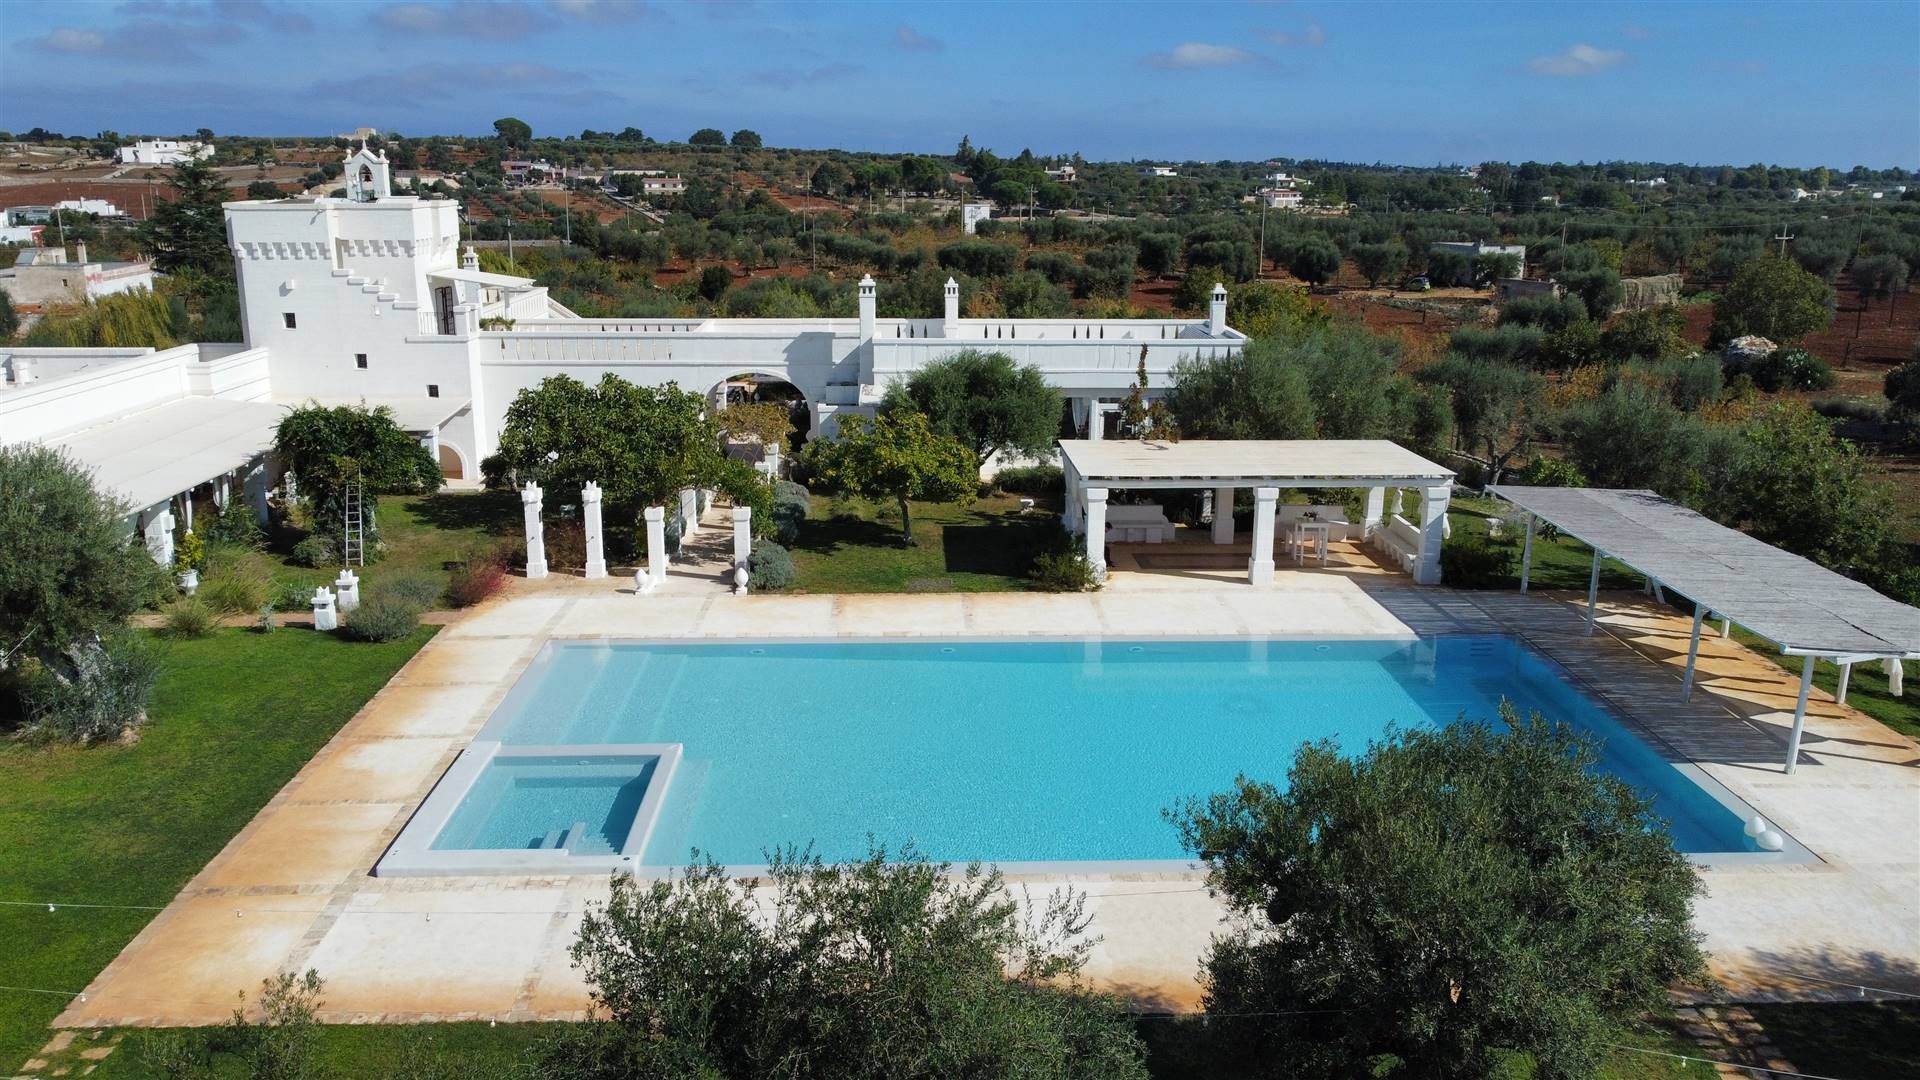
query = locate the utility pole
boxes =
[1257,196,1269,277]
[506,214,514,263]
[563,184,570,246]
[1772,225,1794,257]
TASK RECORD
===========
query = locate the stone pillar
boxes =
[179,490,194,534]
[1087,401,1106,441]
[1211,487,1236,544]
[312,586,337,631]
[146,510,176,567]
[1249,487,1278,585]
[732,506,753,594]
[582,482,608,579]
[644,505,667,591]
[215,475,230,509]
[1084,488,1108,583]
[1363,487,1386,537]
[857,274,876,340]
[1414,484,1450,585]
[678,488,700,537]
[335,568,360,612]
[522,481,547,579]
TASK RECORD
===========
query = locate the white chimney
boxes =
[9,355,35,384]
[463,245,479,271]
[943,276,960,327]
[75,241,88,266]
[858,274,877,341]
[1208,282,1228,336]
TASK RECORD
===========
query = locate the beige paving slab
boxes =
[290,738,459,805]
[56,894,329,1028]
[692,593,838,638]
[347,682,503,739]
[548,594,710,639]
[832,594,969,636]
[441,596,569,639]
[300,887,570,1018]
[961,593,1105,637]
[390,635,539,685]
[1093,590,1240,636]
[197,803,398,890]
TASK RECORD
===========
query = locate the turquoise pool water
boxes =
[479,636,1759,865]
[431,755,657,855]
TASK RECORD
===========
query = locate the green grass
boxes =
[1727,625,1920,742]
[788,492,1062,593]
[84,1021,555,1078]
[265,490,520,601]
[1746,1001,1920,1079]
[0,627,435,1070]
[1445,494,1643,591]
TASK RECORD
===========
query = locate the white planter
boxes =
[178,569,199,595]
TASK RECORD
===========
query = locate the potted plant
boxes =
[175,531,205,595]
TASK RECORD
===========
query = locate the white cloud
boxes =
[895,26,941,52]
[1264,19,1327,49]
[1527,43,1626,77]
[40,28,107,52]
[550,0,647,21]
[1144,42,1253,70]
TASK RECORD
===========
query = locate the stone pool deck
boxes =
[53,567,1920,1028]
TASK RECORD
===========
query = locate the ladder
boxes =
[342,478,366,567]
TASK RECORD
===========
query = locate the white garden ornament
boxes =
[335,568,360,612]
[522,481,547,580]
[311,585,337,631]
[582,481,608,580]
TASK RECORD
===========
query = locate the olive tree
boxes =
[1176,706,1708,1080]
[1709,255,1834,345]
[539,848,1148,1079]
[804,411,976,544]
[274,404,443,552]
[1419,354,1546,485]
[882,349,1060,463]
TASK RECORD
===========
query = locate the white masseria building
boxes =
[2,145,1248,565]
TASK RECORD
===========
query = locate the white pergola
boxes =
[1058,439,1457,586]
[1491,486,1920,774]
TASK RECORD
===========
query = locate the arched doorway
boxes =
[438,443,467,479]
[711,372,812,451]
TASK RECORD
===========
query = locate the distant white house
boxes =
[640,175,686,196]
[1139,165,1178,178]
[1263,171,1308,190]
[117,139,212,166]
[0,208,46,245]
[961,202,994,234]
[1045,164,1077,183]
[1430,240,1528,280]
[1252,188,1304,210]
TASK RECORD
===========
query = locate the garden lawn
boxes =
[0,627,434,1070]
[268,490,519,600]
[1445,494,1642,591]
[789,493,1063,593]
[1746,1001,1920,1079]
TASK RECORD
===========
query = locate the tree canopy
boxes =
[492,117,532,147]
[1710,254,1834,344]
[688,128,727,147]
[273,404,443,548]
[0,446,157,676]
[728,129,763,149]
[135,156,234,276]
[804,411,977,543]
[882,349,1060,462]
[1177,705,1707,1080]
[496,373,729,509]
[539,848,1148,1079]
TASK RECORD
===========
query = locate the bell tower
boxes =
[343,141,392,202]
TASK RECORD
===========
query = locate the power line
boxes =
[1605,1043,1850,1080]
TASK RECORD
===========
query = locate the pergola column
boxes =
[1362,486,1385,538]
[1248,487,1278,585]
[1519,513,1536,594]
[1211,487,1236,544]
[1584,548,1602,635]
[1681,602,1705,699]
[1785,654,1815,774]
[1062,460,1082,534]
[1083,488,1108,582]
[1412,484,1448,585]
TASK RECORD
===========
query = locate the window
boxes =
[355,353,368,369]
[283,312,296,329]
[426,384,440,398]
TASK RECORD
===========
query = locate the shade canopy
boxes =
[1059,439,1454,489]
[46,397,285,511]
[1491,485,1919,660]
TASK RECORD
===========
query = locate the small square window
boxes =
[355,354,368,369]
[283,312,297,329]
[426,384,440,398]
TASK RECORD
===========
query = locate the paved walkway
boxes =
[49,562,1920,1031]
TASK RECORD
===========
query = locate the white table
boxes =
[1290,521,1332,565]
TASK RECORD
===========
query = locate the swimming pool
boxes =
[382,635,1799,873]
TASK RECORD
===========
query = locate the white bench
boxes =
[1105,504,1177,544]
[1373,515,1422,573]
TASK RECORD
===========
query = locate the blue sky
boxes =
[2,0,1915,167]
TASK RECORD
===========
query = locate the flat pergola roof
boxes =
[1490,486,1918,660]
[46,397,285,511]
[1058,439,1454,488]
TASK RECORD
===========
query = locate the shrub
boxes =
[21,634,163,744]
[201,498,264,549]
[173,531,206,575]
[269,578,312,612]
[447,547,508,607]
[382,572,444,610]
[163,598,219,638]
[341,593,422,642]
[1740,346,1835,393]
[198,570,268,616]
[993,463,1065,495]
[1886,360,1920,423]
[254,602,276,633]
[747,539,796,591]
[1440,536,1516,588]
[544,521,586,572]
[1030,549,1098,592]
[1519,456,1587,488]
[290,535,338,568]
[771,480,810,545]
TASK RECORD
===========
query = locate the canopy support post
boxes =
[1584,548,1602,636]
[1785,654,1815,774]
[1519,513,1535,595]
[1681,603,1704,700]
[1835,661,1851,705]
